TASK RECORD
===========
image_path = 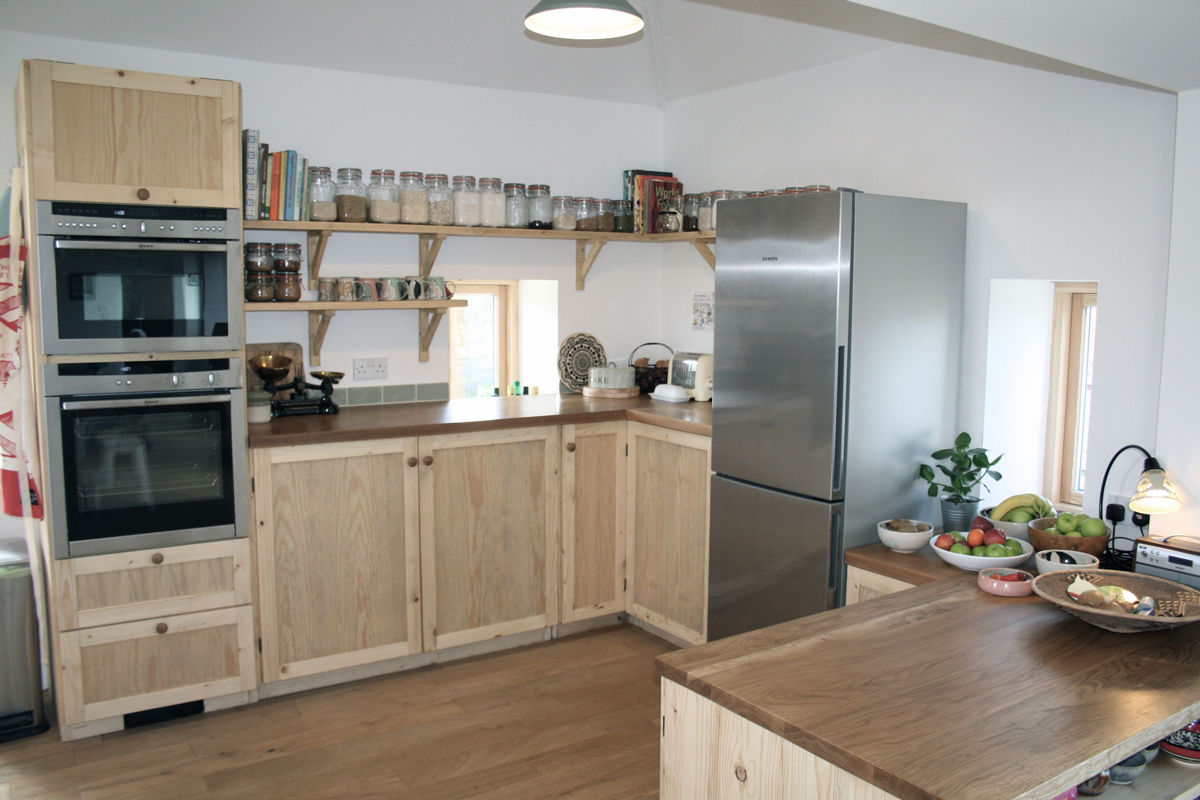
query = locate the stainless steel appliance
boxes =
[42,358,248,559]
[35,201,242,355]
[1134,535,1200,590]
[0,538,48,742]
[709,191,966,639]
[667,352,714,401]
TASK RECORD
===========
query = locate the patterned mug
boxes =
[378,277,403,301]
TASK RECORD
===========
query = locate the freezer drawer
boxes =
[707,476,842,640]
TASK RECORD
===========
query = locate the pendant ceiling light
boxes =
[524,0,645,41]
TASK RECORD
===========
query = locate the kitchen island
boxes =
[657,574,1200,800]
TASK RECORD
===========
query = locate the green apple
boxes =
[972,545,988,556]
[1079,518,1108,537]
[1065,531,1083,538]
[950,532,966,542]
[1007,509,1034,524]
[985,543,1009,557]
[1056,513,1079,533]
[1044,527,1061,535]
[950,543,971,555]
[1005,542,1024,557]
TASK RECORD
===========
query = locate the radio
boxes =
[1133,535,1200,590]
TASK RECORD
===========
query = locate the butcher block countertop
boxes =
[657,575,1200,800]
[845,542,965,585]
[248,394,712,448]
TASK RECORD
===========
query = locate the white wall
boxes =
[0,30,669,388]
[662,44,1178,514]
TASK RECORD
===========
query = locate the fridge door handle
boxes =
[829,507,845,608]
[831,345,846,494]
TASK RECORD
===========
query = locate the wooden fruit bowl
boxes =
[1028,517,1109,557]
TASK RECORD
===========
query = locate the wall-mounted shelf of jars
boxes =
[243,220,716,291]
[244,299,466,365]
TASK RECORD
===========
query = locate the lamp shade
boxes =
[524,0,645,40]
[1129,460,1182,514]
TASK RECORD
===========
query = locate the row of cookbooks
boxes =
[241,128,311,221]
[624,169,682,234]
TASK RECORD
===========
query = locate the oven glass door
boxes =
[57,392,237,548]
[42,239,237,353]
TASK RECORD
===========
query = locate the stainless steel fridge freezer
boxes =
[708,191,965,640]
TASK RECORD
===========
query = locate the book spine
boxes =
[284,151,297,221]
[299,158,310,221]
[242,129,260,221]
[258,143,270,219]
[270,152,283,221]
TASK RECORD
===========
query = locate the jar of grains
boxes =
[367,169,401,223]
[504,183,528,228]
[308,167,337,221]
[710,190,733,231]
[245,272,275,302]
[698,192,715,232]
[804,185,833,192]
[784,186,806,195]
[274,272,302,302]
[244,242,273,274]
[335,168,368,222]
[527,184,552,229]
[479,177,506,227]
[552,196,576,230]
[613,200,634,233]
[272,242,302,273]
[597,199,615,232]
[574,197,599,231]
[399,171,428,224]
[426,173,453,225]
[452,176,481,226]
[681,194,700,231]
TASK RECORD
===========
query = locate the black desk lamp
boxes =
[1097,444,1182,569]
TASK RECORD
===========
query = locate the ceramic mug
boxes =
[335,276,356,302]
[404,276,423,300]
[422,276,446,300]
[354,277,379,302]
[378,277,403,301]
[317,277,337,302]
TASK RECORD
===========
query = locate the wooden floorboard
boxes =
[0,626,673,800]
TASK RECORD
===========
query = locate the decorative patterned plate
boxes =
[557,333,606,393]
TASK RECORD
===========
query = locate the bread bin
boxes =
[588,365,635,389]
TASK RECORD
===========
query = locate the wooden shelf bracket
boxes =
[306,230,333,286]
[419,308,448,362]
[419,234,446,277]
[575,239,608,290]
[690,238,716,271]
[308,310,335,367]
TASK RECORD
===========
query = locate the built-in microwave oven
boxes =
[35,201,243,355]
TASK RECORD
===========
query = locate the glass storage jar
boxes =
[399,171,429,223]
[274,272,302,302]
[698,192,715,231]
[804,185,832,192]
[244,242,273,274]
[710,190,733,230]
[574,197,599,231]
[367,169,401,223]
[597,199,615,232]
[655,196,682,233]
[552,196,576,230]
[308,166,337,221]
[272,242,302,273]
[480,177,506,227]
[527,184,552,229]
[335,168,368,222]
[681,194,700,231]
[613,200,634,233]
[426,173,453,226]
[504,183,528,228]
[784,186,807,194]
[452,175,481,227]
[245,272,275,302]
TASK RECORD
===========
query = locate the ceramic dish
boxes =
[929,534,1033,572]
[1031,570,1200,633]
[981,506,1038,541]
[978,568,1034,597]
[877,520,933,553]
[557,332,606,393]
[650,384,689,402]
[1035,549,1100,575]
[1162,720,1200,762]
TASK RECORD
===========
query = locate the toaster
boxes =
[667,352,714,401]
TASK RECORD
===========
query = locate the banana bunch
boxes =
[989,493,1055,523]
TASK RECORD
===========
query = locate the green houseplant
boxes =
[917,432,1003,531]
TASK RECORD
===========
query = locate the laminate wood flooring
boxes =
[0,626,673,800]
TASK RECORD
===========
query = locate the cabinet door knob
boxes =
[155,622,168,635]
[566,442,576,452]
[422,455,434,466]
[151,552,164,565]
[407,457,418,467]
[136,187,150,201]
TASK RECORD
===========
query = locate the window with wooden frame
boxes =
[448,281,518,399]
[1043,282,1098,509]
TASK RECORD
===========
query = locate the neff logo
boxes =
[761,256,778,262]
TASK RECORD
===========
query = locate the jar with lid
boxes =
[552,197,576,230]
[527,184,552,229]
[245,272,275,302]
[244,242,273,275]
[272,242,302,273]
[308,167,337,221]
[426,173,453,225]
[597,199,615,232]
[784,186,807,195]
[698,192,715,232]
[709,190,733,231]
[681,194,700,231]
[367,169,400,223]
[655,196,682,233]
[613,200,634,233]
[335,168,368,222]
[452,176,481,227]
[574,197,599,231]
[274,272,302,302]
[504,183,528,228]
[480,177,506,227]
[804,185,832,192]
[399,171,428,223]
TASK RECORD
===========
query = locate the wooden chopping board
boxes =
[581,386,640,398]
[245,342,304,390]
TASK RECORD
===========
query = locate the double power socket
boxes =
[352,357,388,381]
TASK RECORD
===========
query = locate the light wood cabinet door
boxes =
[419,426,560,651]
[54,539,251,632]
[627,423,710,645]
[21,59,241,207]
[561,422,627,623]
[254,439,422,682]
[844,565,915,606]
[58,606,255,726]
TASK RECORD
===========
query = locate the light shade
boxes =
[1129,459,1183,514]
[524,0,645,40]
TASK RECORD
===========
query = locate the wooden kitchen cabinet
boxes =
[843,564,915,605]
[561,422,627,623]
[626,422,710,645]
[19,59,241,207]
[419,426,560,651]
[253,439,422,682]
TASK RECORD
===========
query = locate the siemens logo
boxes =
[761,256,778,262]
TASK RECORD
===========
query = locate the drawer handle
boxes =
[155,622,168,635]
[407,457,418,467]
[136,187,150,201]
[422,455,433,466]
[151,552,164,565]
[566,442,576,452]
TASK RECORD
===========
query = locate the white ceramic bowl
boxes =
[980,507,1036,541]
[929,534,1034,572]
[1034,549,1100,575]
[877,520,934,553]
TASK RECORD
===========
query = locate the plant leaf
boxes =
[988,470,1003,481]
[930,448,955,460]
[918,464,935,481]
[972,452,991,468]
[927,485,939,497]
[955,431,971,449]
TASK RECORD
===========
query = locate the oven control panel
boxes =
[43,359,243,397]
[37,201,239,241]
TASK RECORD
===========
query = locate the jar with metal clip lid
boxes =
[245,272,275,302]
[399,171,428,224]
[709,190,733,231]
[335,168,367,223]
[504,183,528,228]
[597,199,615,232]
[274,272,302,302]
[527,184,552,229]
[452,175,481,227]
[552,196,576,230]
[244,242,273,274]
[367,169,400,223]
[698,192,715,232]
[308,166,337,221]
[681,194,700,231]
[574,197,599,231]
[426,173,453,225]
[480,177,506,227]
[613,200,634,233]
[272,242,302,273]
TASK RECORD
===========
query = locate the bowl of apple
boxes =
[930,525,1034,571]
[1028,513,1110,557]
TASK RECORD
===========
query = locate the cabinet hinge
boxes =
[250,477,255,494]
[662,715,666,736]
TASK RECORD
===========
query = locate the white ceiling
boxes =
[0,0,1196,106]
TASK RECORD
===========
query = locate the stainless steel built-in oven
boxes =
[42,359,247,559]
[35,201,242,355]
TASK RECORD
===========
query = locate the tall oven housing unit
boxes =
[708,190,966,640]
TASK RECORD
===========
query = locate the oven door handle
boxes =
[60,393,233,411]
[54,240,231,252]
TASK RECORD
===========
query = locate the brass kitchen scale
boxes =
[249,354,341,417]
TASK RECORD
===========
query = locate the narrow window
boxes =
[1043,282,1097,509]
[448,282,517,398]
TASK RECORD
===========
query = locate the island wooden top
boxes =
[248,394,712,448]
[845,542,964,585]
[658,575,1200,800]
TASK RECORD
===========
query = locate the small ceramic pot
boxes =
[1077,770,1109,796]
[1109,752,1146,785]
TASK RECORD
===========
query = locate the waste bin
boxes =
[0,537,48,741]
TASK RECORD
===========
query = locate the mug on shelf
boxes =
[354,277,379,302]
[317,277,337,302]
[378,277,403,301]
[335,276,356,302]
[404,276,423,300]
[422,276,456,300]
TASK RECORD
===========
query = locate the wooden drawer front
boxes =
[59,606,255,725]
[60,540,251,631]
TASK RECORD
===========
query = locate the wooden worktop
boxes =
[248,394,711,448]
[658,575,1200,800]
[845,542,965,585]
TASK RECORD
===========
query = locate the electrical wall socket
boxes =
[352,357,388,381]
